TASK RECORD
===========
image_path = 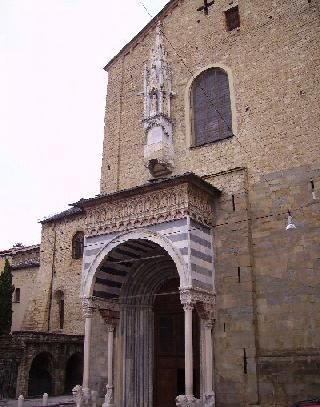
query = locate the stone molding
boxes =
[85,183,215,236]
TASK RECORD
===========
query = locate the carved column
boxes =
[178,288,216,406]
[203,319,215,407]
[103,324,115,407]
[184,302,194,397]
[196,300,216,407]
[177,288,198,406]
[82,298,95,394]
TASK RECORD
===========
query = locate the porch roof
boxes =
[72,172,220,210]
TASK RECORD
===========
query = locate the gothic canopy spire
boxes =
[143,21,175,178]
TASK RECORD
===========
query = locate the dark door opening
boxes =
[28,353,53,397]
[64,353,83,394]
[153,279,200,407]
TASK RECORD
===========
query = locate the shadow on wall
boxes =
[64,353,83,394]
[0,360,18,399]
[28,352,53,397]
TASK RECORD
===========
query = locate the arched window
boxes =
[191,68,233,146]
[54,290,64,330]
[72,231,84,259]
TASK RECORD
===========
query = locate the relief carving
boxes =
[179,287,216,307]
[85,183,215,236]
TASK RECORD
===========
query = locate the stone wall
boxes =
[11,1,320,406]
[206,164,320,406]
[13,331,83,398]
[0,245,40,333]
[22,217,85,335]
[95,1,320,405]
[0,335,23,398]
[12,267,38,332]
[100,0,320,194]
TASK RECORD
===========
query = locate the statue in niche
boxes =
[150,90,159,116]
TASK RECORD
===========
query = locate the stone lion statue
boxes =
[203,391,215,407]
[72,385,83,407]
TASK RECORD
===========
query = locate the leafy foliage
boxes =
[0,259,14,334]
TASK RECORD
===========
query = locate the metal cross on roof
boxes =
[197,0,215,15]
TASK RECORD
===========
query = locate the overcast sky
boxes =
[0,0,169,250]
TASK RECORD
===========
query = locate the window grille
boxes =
[191,68,233,146]
[14,288,20,303]
[225,6,240,31]
[72,231,84,259]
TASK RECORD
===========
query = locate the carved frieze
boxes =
[85,183,215,236]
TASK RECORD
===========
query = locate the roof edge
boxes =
[0,244,40,256]
[104,0,178,71]
[72,172,221,209]
[40,206,84,225]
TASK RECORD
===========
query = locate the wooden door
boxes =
[154,279,200,407]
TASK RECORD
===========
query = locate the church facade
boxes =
[2,0,320,406]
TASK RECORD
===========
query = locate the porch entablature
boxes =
[73,173,220,238]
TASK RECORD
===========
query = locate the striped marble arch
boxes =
[82,217,215,301]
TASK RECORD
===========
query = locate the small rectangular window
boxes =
[15,288,20,303]
[59,299,64,329]
[225,6,240,31]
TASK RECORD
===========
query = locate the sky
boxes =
[0,0,169,250]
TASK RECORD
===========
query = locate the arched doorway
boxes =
[64,353,83,394]
[89,236,201,406]
[28,352,53,397]
[154,278,200,407]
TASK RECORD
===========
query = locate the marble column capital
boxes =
[106,323,116,332]
[82,298,95,318]
[204,319,216,329]
[179,287,196,306]
[183,302,194,312]
[179,287,215,307]
[196,301,216,324]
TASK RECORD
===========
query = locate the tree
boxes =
[0,259,14,334]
